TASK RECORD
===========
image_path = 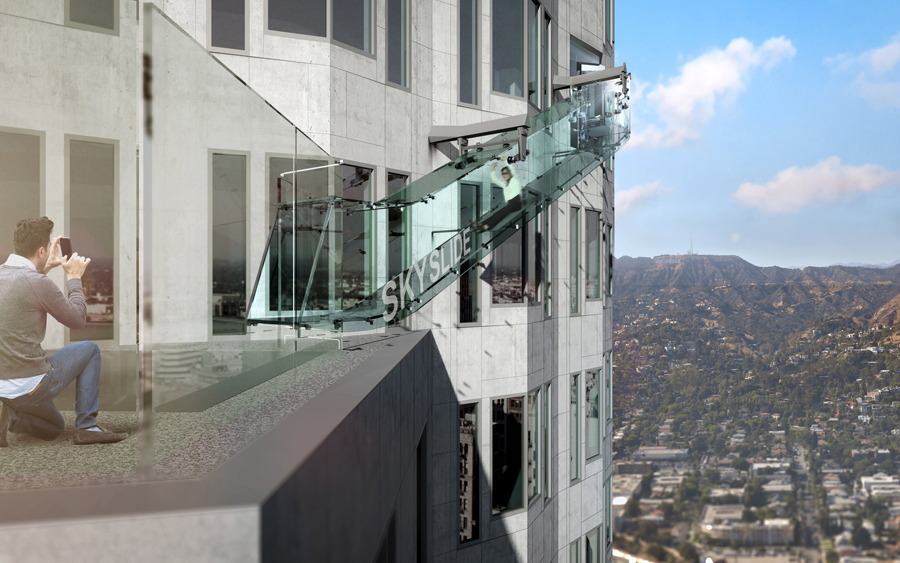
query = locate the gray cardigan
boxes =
[0,265,86,380]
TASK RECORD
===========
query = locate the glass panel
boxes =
[492,396,524,514]
[527,0,539,105]
[69,140,116,342]
[339,164,374,309]
[0,131,41,262]
[570,36,602,76]
[606,476,613,543]
[607,225,614,296]
[586,210,599,298]
[527,389,539,501]
[585,368,599,459]
[247,57,632,332]
[387,0,407,85]
[333,0,372,52]
[544,207,551,316]
[491,0,523,96]
[570,539,580,562]
[543,15,551,107]
[459,0,478,104]
[526,215,539,302]
[605,0,612,43]
[459,183,481,322]
[586,527,600,563]
[459,403,480,542]
[68,0,116,31]
[268,0,326,37]
[492,229,524,304]
[542,382,550,496]
[147,5,342,478]
[570,207,579,314]
[570,373,578,480]
[212,153,248,336]
[211,0,245,50]
[387,173,408,281]
[606,353,613,421]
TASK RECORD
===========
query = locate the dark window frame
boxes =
[65,0,119,36]
[208,0,249,55]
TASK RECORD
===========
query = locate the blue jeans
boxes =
[1,341,101,440]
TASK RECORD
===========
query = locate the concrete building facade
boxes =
[0,0,623,561]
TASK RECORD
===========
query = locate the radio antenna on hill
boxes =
[686,235,695,256]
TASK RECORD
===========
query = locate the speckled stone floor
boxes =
[0,333,407,491]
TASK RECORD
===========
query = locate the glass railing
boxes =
[247,75,631,332]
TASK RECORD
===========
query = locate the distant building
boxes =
[633,447,688,462]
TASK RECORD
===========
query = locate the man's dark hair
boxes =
[501,166,511,175]
[14,216,54,257]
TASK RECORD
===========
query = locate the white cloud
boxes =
[827,34,900,108]
[629,37,795,149]
[617,182,673,214]
[732,157,900,214]
[870,37,900,74]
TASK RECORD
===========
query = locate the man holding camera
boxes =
[0,217,126,446]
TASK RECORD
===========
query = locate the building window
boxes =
[527,389,540,501]
[492,216,541,304]
[210,0,247,51]
[585,368,600,459]
[459,0,478,104]
[339,164,373,309]
[69,139,116,342]
[606,224,614,297]
[543,15,552,108]
[333,0,373,53]
[527,0,540,106]
[459,403,480,542]
[66,0,118,35]
[570,36,602,76]
[0,131,41,263]
[606,476,613,544]
[492,396,524,514]
[543,207,551,316]
[491,0,523,96]
[459,183,481,323]
[586,526,601,563]
[570,373,579,481]
[605,0,613,44]
[267,0,327,38]
[387,0,408,85]
[606,353,613,422]
[387,173,408,281]
[542,381,551,497]
[586,210,600,299]
[492,229,523,304]
[211,152,247,336]
[570,207,579,314]
[570,538,580,562]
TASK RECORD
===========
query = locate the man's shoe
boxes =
[0,402,8,447]
[73,426,127,445]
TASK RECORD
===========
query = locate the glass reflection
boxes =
[570,207,580,314]
[0,131,41,263]
[492,396,524,514]
[211,153,247,335]
[527,389,539,501]
[586,210,600,299]
[585,368,599,459]
[459,403,479,542]
[69,140,115,342]
[570,373,579,480]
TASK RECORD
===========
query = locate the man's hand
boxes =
[491,162,498,171]
[62,253,91,280]
[42,236,64,274]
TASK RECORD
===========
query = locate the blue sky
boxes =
[614,0,900,267]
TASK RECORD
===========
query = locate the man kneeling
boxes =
[0,217,126,446]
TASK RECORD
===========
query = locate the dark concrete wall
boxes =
[261,331,434,563]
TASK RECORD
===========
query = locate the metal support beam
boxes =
[552,63,628,91]
[429,113,532,163]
